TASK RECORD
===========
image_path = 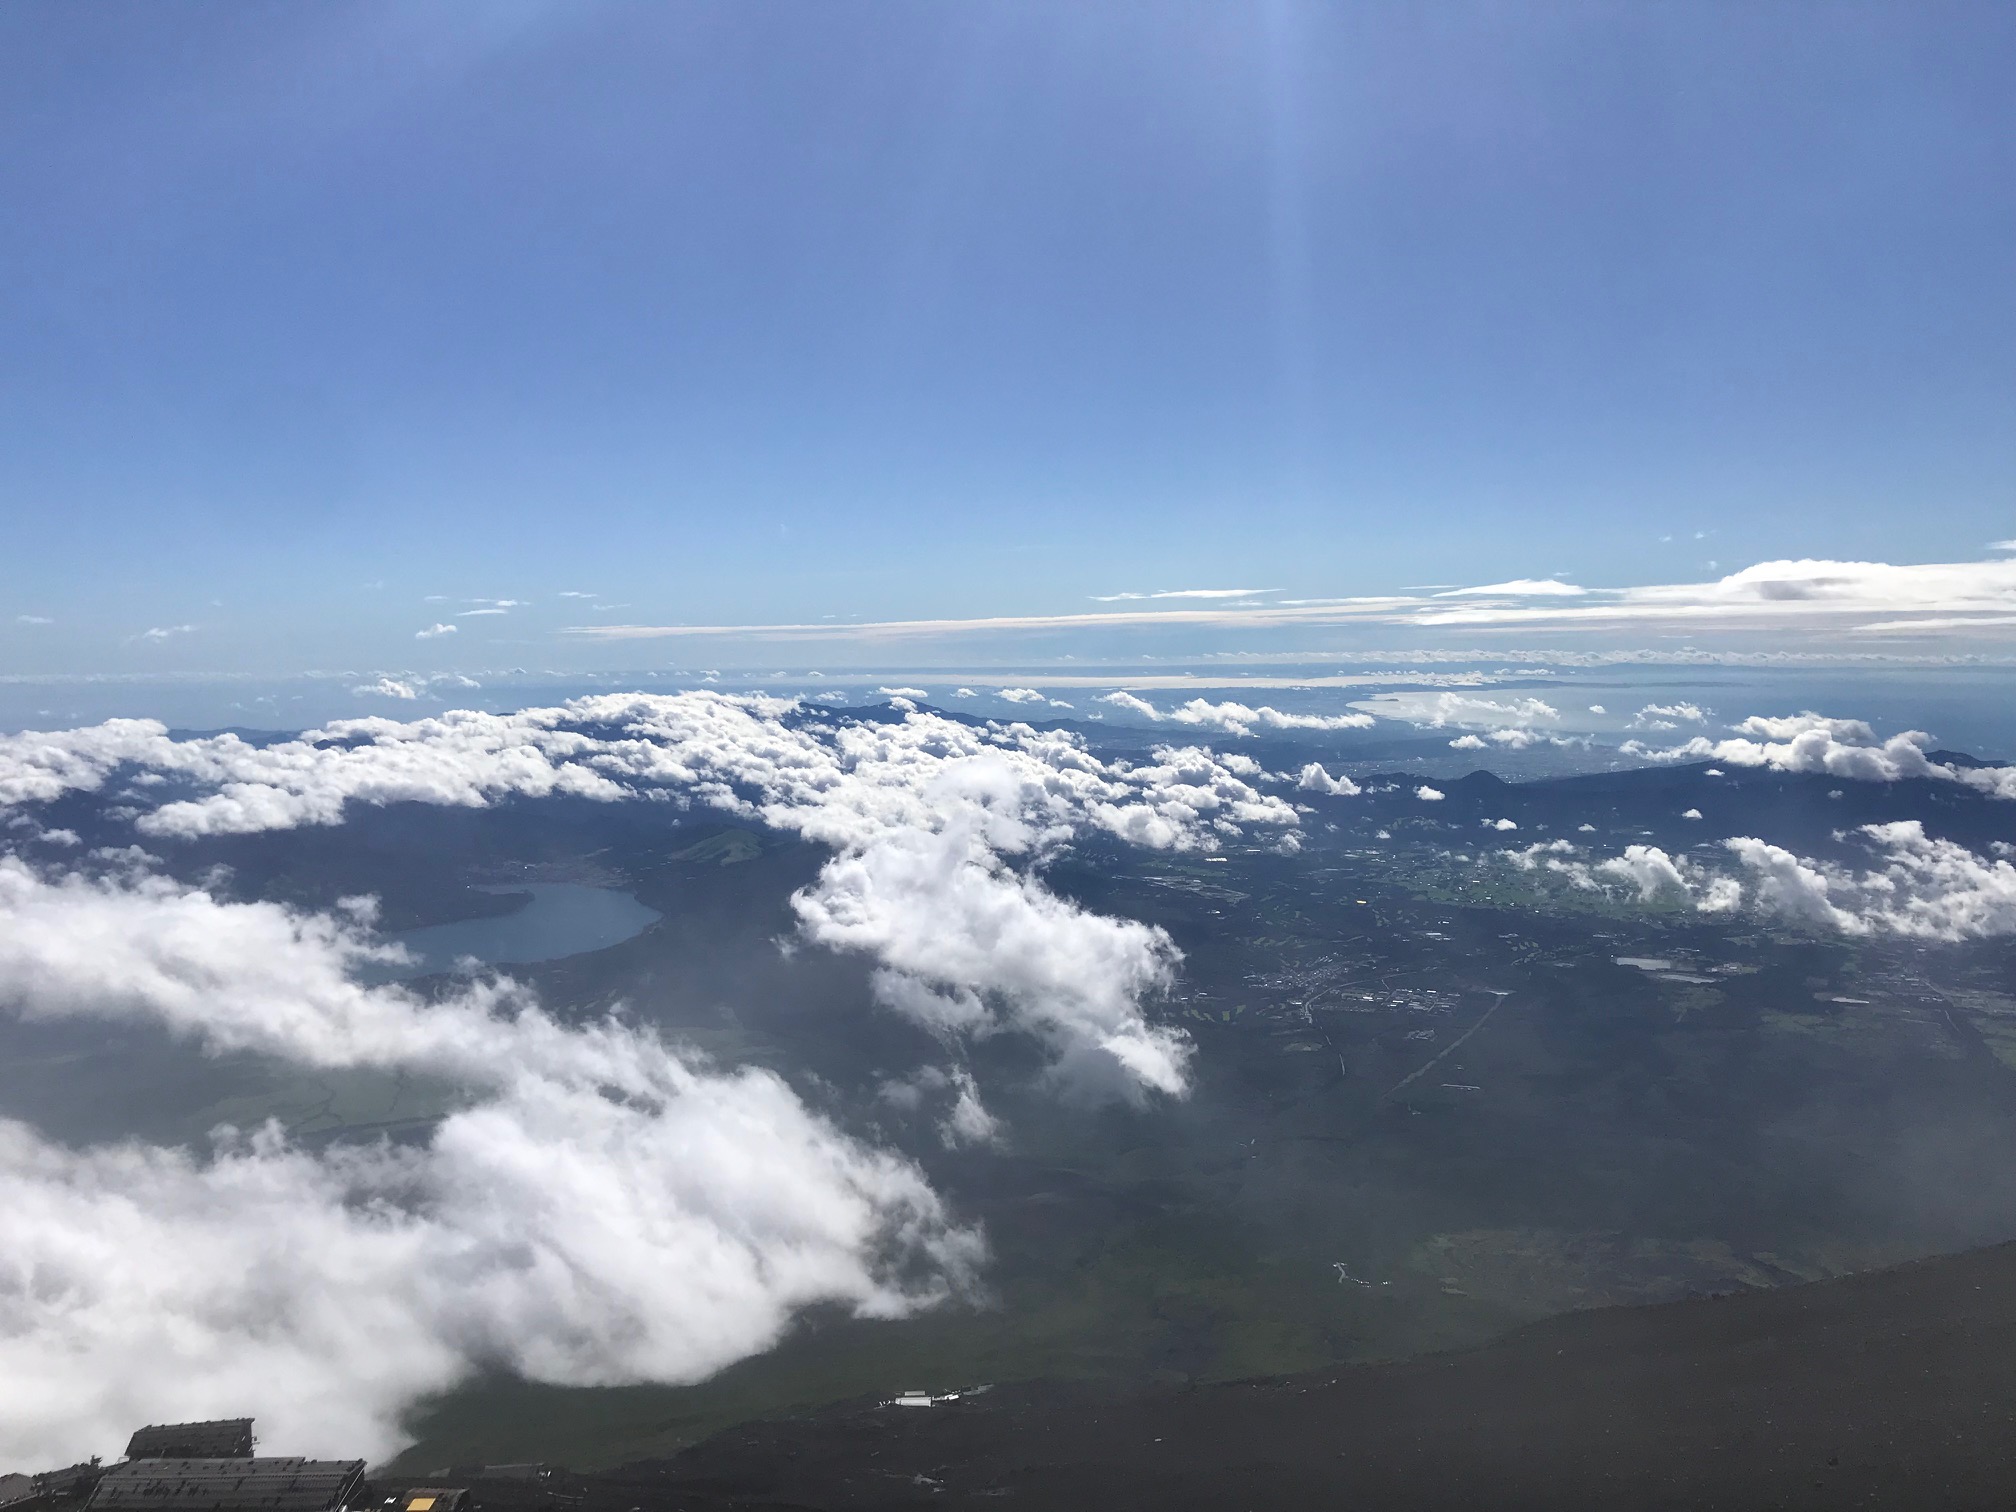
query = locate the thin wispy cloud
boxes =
[565,555,2016,646]
[1432,578,1587,598]
[1090,588,1277,602]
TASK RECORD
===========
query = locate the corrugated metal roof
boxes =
[88,1459,362,1512]
[124,1424,254,1462]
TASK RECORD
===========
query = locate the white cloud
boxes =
[0,694,1312,1096]
[1731,712,1876,741]
[1416,785,1444,801]
[0,859,979,1467]
[1093,692,1372,737]
[877,686,930,700]
[1624,712,2016,801]
[1432,579,1587,598]
[1095,691,1161,720]
[1629,702,1707,730]
[561,553,2016,646]
[1296,763,1361,797]
[1682,808,1703,820]
[416,623,458,640]
[351,677,420,700]
[137,625,193,642]
[1350,692,1561,730]
[799,824,1189,1098]
[1483,818,1518,831]
[15,615,52,626]
[996,688,1046,704]
[1090,588,1276,602]
[1725,824,2016,940]
[1505,822,2016,940]
[1594,845,1702,901]
[877,1065,1001,1148]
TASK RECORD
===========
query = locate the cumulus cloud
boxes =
[798,823,1188,1097]
[352,677,420,700]
[878,1065,1001,1149]
[416,623,458,639]
[1502,840,1744,912]
[1625,711,2016,801]
[0,690,1358,1456]
[0,859,979,1467]
[1095,691,1161,720]
[1416,786,1444,802]
[137,625,193,642]
[1725,824,2016,939]
[1504,822,2016,940]
[1629,702,1708,730]
[877,686,929,700]
[1093,692,1372,737]
[0,694,1308,1095]
[1296,763,1361,797]
[350,674,478,702]
[1350,692,1563,732]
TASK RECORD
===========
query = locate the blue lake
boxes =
[385,884,662,978]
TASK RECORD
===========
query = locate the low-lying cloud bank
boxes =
[0,856,981,1466]
[1344,692,1591,752]
[1506,821,2016,941]
[0,693,1350,1462]
[1093,691,1372,736]
[0,693,1318,1094]
[1624,711,2016,801]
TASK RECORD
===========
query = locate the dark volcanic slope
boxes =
[608,1240,2016,1512]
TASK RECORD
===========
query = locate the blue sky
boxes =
[3,1,2014,673]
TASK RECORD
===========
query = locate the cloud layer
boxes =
[0,857,980,1466]
[1094,691,1372,736]
[0,693,1307,1093]
[1623,712,2016,801]
[561,553,2016,646]
[1505,822,2016,941]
